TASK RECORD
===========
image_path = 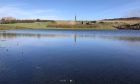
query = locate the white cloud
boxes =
[0,4,61,20]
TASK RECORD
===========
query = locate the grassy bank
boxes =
[0,22,115,30]
[47,23,114,29]
[1,17,140,30]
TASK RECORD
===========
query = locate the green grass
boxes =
[47,23,115,29]
[0,22,115,30]
[0,22,48,29]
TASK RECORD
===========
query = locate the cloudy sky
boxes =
[0,0,140,20]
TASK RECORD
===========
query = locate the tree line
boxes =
[0,17,55,24]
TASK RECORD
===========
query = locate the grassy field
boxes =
[0,22,116,30]
[0,22,48,29]
[1,20,139,30]
[47,23,114,29]
[1,17,140,30]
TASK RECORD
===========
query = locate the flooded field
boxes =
[0,29,140,84]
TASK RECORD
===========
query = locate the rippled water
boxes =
[0,29,140,84]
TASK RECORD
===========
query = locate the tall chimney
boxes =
[75,15,77,21]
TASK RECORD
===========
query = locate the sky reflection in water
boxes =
[0,30,140,84]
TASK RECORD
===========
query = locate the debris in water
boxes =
[59,80,67,82]
[70,80,73,83]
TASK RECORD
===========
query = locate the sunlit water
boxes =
[0,29,140,84]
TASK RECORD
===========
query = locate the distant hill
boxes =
[103,17,140,21]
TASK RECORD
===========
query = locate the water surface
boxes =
[0,29,140,84]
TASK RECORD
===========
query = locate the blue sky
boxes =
[0,0,140,20]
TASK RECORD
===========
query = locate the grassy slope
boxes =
[0,22,114,30]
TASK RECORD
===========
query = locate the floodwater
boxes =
[0,29,140,84]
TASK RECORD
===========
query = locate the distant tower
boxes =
[75,15,77,21]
